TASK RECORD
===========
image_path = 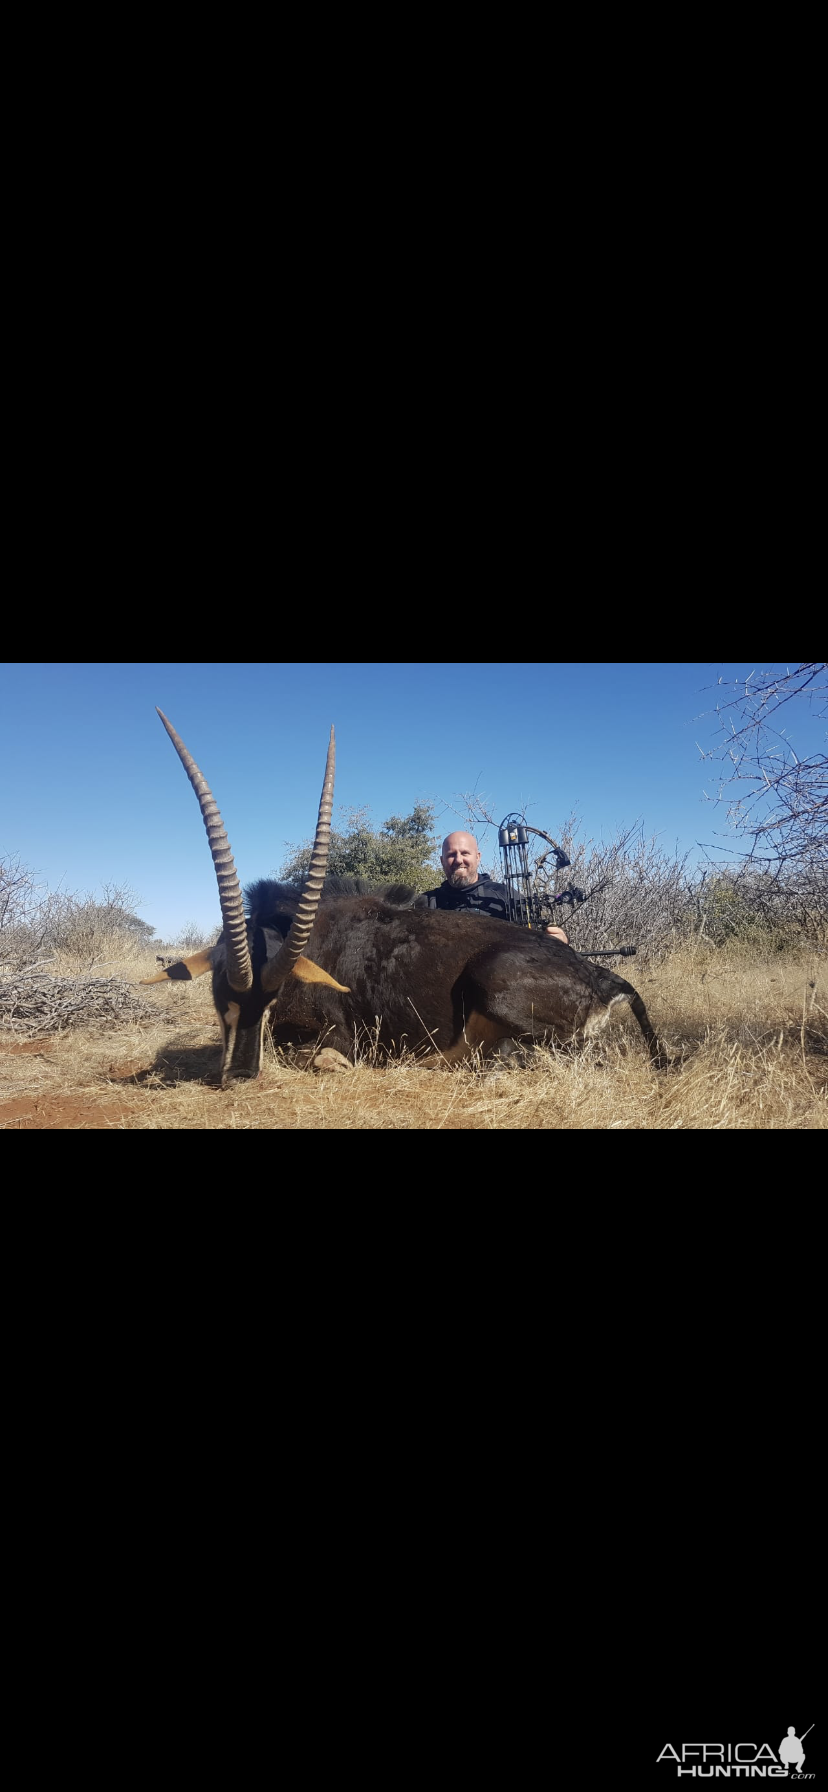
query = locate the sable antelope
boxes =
[144,711,666,1084]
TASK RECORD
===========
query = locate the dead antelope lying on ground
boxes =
[144,711,668,1085]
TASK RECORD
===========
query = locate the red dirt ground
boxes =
[0,1093,133,1128]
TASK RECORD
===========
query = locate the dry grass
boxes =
[1,943,825,1130]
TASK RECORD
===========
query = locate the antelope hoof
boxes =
[311,1048,352,1073]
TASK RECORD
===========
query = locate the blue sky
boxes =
[1,663,820,943]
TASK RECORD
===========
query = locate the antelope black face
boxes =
[209,937,274,1084]
[143,712,348,1087]
[209,908,349,1083]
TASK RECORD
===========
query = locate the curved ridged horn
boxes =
[261,726,336,993]
[156,708,253,993]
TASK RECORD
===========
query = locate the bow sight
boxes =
[497,814,637,960]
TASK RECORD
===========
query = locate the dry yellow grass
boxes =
[1,943,825,1129]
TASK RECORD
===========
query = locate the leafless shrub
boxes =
[533,817,698,959]
[0,853,53,968]
[164,921,218,955]
[692,861,828,951]
[1,857,158,974]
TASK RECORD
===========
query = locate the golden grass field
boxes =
[1,941,826,1129]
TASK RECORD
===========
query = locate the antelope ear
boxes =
[291,955,350,992]
[140,948,214,984]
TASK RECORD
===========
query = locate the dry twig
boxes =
[0,973,159,1037]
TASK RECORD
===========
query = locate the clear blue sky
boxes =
[1,663,818,943]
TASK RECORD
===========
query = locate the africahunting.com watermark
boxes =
[657,1724,815,1778]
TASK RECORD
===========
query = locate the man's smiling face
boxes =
[441,832,482,888]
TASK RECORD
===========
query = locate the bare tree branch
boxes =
[695,663,827,872]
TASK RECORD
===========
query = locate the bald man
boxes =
[413,832,568,941]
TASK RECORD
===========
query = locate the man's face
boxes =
[442,833,482,888]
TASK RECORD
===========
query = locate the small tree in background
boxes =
[278,802,440,893]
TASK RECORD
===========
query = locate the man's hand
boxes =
[545,925,568,944]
